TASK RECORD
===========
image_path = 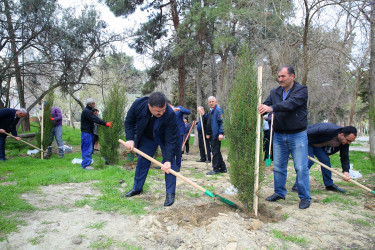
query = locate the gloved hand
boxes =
[106,122,113,127]
[50,117,54,121]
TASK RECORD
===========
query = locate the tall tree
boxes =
[103,0,187,105]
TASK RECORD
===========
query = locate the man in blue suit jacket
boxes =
[0,108,28,161]
[206,96,227,175]
[168,101,190,171]
[124,92,180,206]
[293,123,356,193]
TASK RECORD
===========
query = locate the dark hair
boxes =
[342,126,357,136]
[184,117,188,121]
[92,108,99,112]
[148,92,167,108]
[279,65,295,76]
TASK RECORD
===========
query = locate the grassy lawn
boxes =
[0,125,374,242]
[0,125,155,241]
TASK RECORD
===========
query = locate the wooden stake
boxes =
[41,101,44,159]
[253,66,262,217]
[200,113,210,169]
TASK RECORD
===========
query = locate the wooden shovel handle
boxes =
[268,113,274,154]
[181,121,196,151]
[308,156,374,193]
[118,139,206,193]
[3,131,45,152]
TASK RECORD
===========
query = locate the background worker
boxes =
[196,106,211,163]
[168,101,190,171]
[80,98,112,170]
[183,117,191,155]
[47,106,64,158]
[206,96,227,175]
[0,108,28,162]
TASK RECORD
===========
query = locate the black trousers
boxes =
[198,133,211,161]
[211,138,226,172]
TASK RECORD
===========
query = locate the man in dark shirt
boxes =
[196,106,211,162]
[258,65,311,209]
[80,98,112,170]
[292,123,356,193]
[0,108,28,161]
[123,92,180,206]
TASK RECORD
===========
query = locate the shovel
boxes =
[265,113,274,167]
[308,156,375,195]
[3,131,46,153]
[118,139,239,209]
[181,121,196,151]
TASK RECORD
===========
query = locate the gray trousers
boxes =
[48,125,64,157]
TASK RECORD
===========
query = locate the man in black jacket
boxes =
[123,92,180,206]
[258,65,311,209]
[80,98,112,170]
[0,108,28,161]
[196,106,211,162]
[292,123,356,193]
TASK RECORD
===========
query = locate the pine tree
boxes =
[224,45,264,210]
[36,92,54,152]
[98,84,127,165]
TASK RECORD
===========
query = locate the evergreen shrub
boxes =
[36,92,54,151]
[224,45,264,210]
[98,84,127,165]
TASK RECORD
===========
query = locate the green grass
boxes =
[348,219,372,227]
[88,221,107,230]
[192,172,205,179]
[186,191,200,198]
[0,147,154,241]
[272,229,308,245]
[330,151,374,176]
[320,194,358,206]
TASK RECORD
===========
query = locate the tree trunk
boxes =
[349,69,361,126]
[301,2,310,86]
[4,0,30,131]
[210,53,217,97]
[196,50,205,107]
[370,2,375,156]
[170,0,185,106]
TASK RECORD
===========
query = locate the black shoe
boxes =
[196,159,206,162]
[265,193,285,202]
[124,189,143,197]
[292,186,298,193]
[206,170,218,175]
[220,169,227,173]
[164,193,175,206]
[299,199,310,209]
[326,184,346,193]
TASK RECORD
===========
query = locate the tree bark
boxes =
[4,0,29,131]
[369,1,375,156]
[170,0,185,106]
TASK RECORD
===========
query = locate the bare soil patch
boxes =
[0,148,374,249]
